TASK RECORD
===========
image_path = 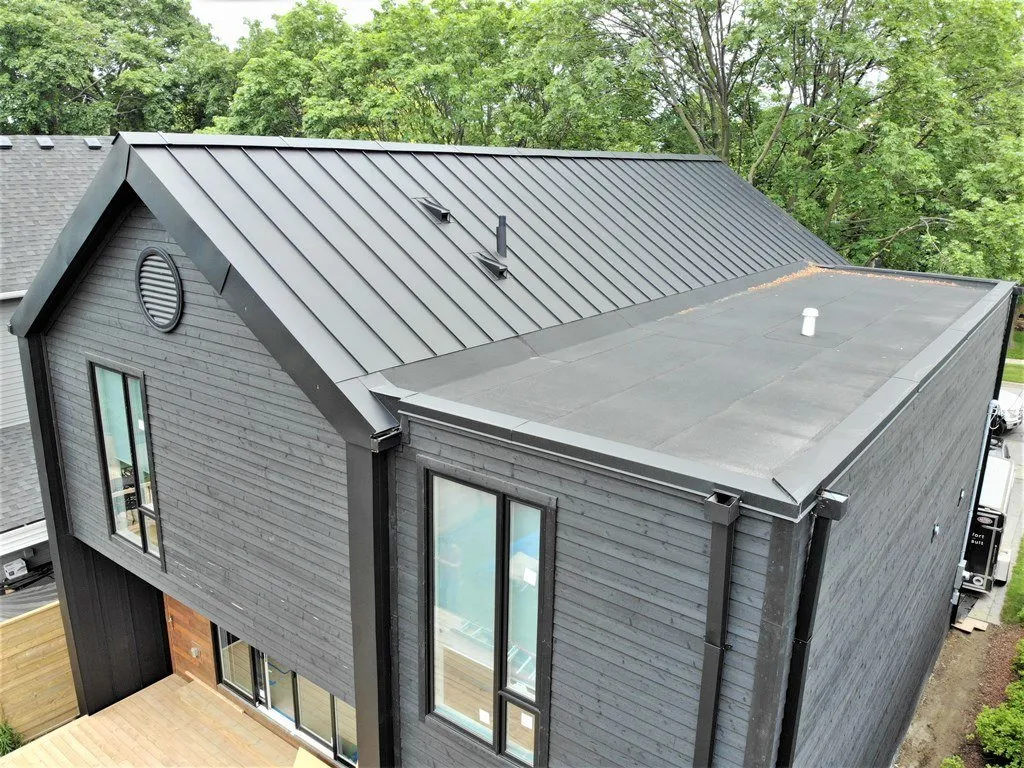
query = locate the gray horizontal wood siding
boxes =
[791,307,1006,768]
[394,418,774,767]
[1,299,28,428]
[44,203,355,702]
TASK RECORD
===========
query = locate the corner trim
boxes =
[346,445,396,767]
[774,498,838,767]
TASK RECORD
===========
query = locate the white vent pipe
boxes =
[801,307,819,337]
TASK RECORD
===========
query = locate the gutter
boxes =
[774,490,849,768]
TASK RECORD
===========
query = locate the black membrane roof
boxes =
[381,265,1008,515]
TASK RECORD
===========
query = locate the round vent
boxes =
[135,248,183,332]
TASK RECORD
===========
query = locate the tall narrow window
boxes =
[92,364,161,557]
[428,473,550,766]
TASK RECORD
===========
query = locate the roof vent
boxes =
[801,307,818,337]
[84,137,103,150]
[476,253,508,278]
[474,214,510,278]
[0,137,10,150]
[135,248,183,332]
[35,136,54,150]
[417,197,451,223]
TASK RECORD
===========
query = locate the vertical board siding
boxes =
[0,300,29,428]
[394,418,773,767]
[791,308,1007,768]
[44,203,355,702]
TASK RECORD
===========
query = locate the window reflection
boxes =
[432,476,498,739]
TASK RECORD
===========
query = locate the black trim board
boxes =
[774,511,835,768]
[11,140,131,337]
[10,142,398,448]
[347,445,396,768]
[743,515,812,767]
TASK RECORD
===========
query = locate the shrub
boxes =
[1014,638,1024,678]
[940,756,966,768]
[976,697,1024,767]
[0,721,23,756]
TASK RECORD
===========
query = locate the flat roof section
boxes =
[392,266,992,482]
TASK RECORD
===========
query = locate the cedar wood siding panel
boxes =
[394,418,774,767]
[791,306,1006,768]
[44,203,356,702]
[1,300,29,428]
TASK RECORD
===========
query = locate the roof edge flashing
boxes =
[393,389,801,519]
[10,138,133,337]
[776,278,1017,514]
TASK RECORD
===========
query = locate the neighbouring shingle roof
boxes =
[0,422,43,533]
[0,135,112,293]
[124,134,846,383]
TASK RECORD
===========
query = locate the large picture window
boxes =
[428,473,552,766]
[91,363,161,558]
[214,627,358,766]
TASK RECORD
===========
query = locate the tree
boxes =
[0,0,237,134]
[610,0,1024,281]
[214,0,655,149]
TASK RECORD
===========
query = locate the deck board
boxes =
[0,676,307,767]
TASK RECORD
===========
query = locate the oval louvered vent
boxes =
[135,248,183,332]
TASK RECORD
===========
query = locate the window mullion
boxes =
[120,374,145,550]
[330,694,339,760]
[496,493,513,755]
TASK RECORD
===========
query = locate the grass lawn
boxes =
[1003,537,1024,623]
[1004,365,1024,385]
[1010,329,1024,360]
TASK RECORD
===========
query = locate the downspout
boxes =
[693,491,741,768]
[775,490,850,768]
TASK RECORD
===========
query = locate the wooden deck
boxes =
[0,676,314,767]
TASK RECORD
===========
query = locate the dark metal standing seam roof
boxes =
[124,135,845,384]
[12,132,848,445]
[0,136,112,293]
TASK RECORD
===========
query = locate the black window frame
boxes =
[422,465,557,768]
[211,625,357,767]
[87,357,165,567]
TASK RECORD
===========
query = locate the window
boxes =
[91,363,161,557]
[218,628,254,697]
[428,473,551,766]
[213,628,357,766]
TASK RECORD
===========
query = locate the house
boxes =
[0,135,111,585]
[9,133,1019,768]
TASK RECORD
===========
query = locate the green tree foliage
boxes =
[4,0,1022,280]
[0,0,237,134]
[212,0,656,149]
[613,0,1024,280]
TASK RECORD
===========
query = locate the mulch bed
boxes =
[962,624,1024,768]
